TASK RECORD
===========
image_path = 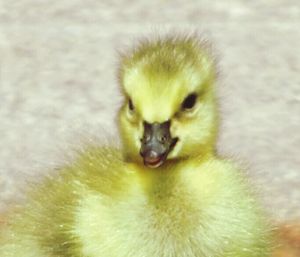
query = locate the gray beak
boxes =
[140,121,178,168]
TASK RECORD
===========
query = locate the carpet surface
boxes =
[0,0,299,221]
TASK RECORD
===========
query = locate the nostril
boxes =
[159,135,167,143]
[145,134,151,142]
[141,134,151,144]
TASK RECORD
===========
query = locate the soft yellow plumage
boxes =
[0,35,273,257]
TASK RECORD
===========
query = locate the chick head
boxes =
[118,35,218,168]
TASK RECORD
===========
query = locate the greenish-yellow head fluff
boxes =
[118,35,218,166]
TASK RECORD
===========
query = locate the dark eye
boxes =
[128,98,134,111]
[181,93,197,110]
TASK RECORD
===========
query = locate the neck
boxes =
[127,152,214,189]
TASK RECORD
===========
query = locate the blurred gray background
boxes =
[0,0,299,222]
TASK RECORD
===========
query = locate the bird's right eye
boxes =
[128,98,134,112]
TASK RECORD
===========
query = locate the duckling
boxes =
[0,34,273,257]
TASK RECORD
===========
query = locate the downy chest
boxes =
[75,178,203,257]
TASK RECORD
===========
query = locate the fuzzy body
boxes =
[0,148,271,257]
[0,35,272,256]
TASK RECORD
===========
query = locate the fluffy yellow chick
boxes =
[0,35,273,257]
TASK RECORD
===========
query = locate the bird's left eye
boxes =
[181,93,197,110]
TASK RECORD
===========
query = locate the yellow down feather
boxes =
[0,34,273,257]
